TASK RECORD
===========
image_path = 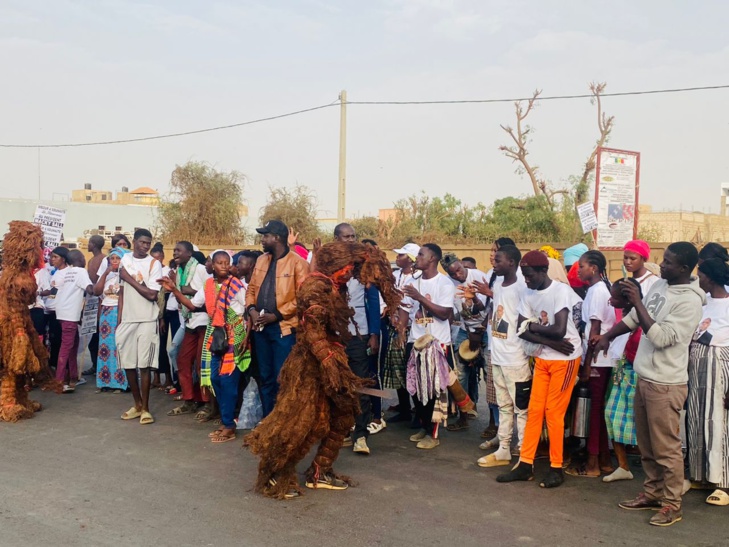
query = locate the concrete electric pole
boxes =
[337,90,347,223]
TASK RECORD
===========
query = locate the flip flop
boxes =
[211,432,236,443]
[446,422,470,432]
[139,411,155,425]
[208,428,224,438]
[706,489,729,506]
[121,407,142,420]
[565,465,600,478]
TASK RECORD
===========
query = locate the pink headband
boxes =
[624,240,650,260]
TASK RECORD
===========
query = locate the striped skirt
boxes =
[604,361,637,445]
[687,343,729,488]
[382,325,407,390]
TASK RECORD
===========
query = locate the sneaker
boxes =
[602,467,634,483]
[496,462,534,483]
[409,429,427,442]
[618,493,662,511]
[76,377,87,386]
[342,435,353,447]
[353,437,370,455]
[479,438,499,451]
[367,420,387,435]
[62,384,73,393]
[416,436,440,450]
[305,472,349,491]
[649,506,682,527]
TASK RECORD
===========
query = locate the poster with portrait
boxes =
[594,148,640,249]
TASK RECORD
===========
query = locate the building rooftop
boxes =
[129,186,157,195]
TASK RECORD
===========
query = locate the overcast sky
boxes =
[1,0,728,224]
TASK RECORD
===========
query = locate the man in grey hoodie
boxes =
[593,242,704,527]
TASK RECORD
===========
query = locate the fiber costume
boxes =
[245,241,401,499]
[0,221,62,421]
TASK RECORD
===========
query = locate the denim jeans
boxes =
[210,353,242,429]
[252,323,296,417]
[454,328,487,404]
[346,336,372,440]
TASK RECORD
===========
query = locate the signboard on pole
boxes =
[576,202,599,234]
[594,147,640,249]
[32,204,66,248]
[80,296,99,336]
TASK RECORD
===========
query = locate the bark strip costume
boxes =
[0,221,62,422]
[245,241,401,499]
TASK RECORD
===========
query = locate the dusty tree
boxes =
[258,184,322,243]
[157,162,247,246]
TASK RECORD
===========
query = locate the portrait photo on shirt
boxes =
[492,304,509,339]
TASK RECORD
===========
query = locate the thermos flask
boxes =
[571,383,591,438]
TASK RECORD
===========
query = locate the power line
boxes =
[1,84,727,148]
[348,84,729,105]
[0,102,340,149]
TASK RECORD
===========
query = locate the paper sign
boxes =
[33,204,66,248]
[80,296,99,336]
[577,202,599,233]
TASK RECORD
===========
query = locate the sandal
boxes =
[208,428,224,438]
[194,404,215,423]
[707,489,729,506]
[167,401,196,416]
[121,406,142,420]
[565,465,600,478]
[211,431,236,443]
[446,421,470,432]
[165,386,178,395]
[139,411,155,425]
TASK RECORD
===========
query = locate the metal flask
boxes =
[571,383,591,439]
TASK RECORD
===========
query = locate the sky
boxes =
[0,0,728,225]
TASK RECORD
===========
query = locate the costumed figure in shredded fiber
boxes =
[0,221,62,422]
[245,240,401,499]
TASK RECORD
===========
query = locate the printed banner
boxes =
[33,204,66,248]
[576,202,599,234]
[80,296,99,336]
[594,148,640,249]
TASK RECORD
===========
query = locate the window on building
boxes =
[101,194,107,200]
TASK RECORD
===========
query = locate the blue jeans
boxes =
[210,353,241,429]
[252,323,296,418]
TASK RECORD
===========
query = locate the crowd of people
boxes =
[25,219,729,526]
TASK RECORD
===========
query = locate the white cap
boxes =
[393,243,420,258]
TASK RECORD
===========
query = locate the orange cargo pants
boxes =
[519,357,580,468]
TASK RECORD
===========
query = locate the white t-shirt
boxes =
[45,269,61,312]
[180,263,210,329]
[635,271,659,295]
[582,282,617,367]
[693,295,729,347]
[490,277,529,367]
[401,273,456,345]
[519,280,583,361]
[161,267,179,312]
[609,332,630,365]
[120,254,162,323]
[190,280,247,317]
[394,269,414,326]
[54,266,93,322]
[32,268,51,310]
[451,268,489,332]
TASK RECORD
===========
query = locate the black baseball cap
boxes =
[256,220,289,240]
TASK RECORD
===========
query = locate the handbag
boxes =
[209,281,232,356]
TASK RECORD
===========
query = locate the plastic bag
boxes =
[237,379,263,430]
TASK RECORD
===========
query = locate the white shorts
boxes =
[116,321,159,370]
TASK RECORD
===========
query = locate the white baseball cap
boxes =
[393,243,420,258]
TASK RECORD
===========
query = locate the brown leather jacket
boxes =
[245,250,310,336]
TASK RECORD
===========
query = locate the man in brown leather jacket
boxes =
[246,220,310,417]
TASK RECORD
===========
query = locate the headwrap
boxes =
[563,243,589,267]
[539,245,561,260]
[699,242,729,262]
[699,258,729,287]
[51,246,69,261]
[293,244,309,260]
[440,252,460,271]
[520,250,549,269]
[109,246,130,259]
[568,261,588,288]
[624,240,650,260]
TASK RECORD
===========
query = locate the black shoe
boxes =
[388,413,411,423]
[540,467,564,488]
[496,462,534,483]
[82,368,97,376]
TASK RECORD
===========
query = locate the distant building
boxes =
[71,184,160,206]
[639,204,729,243]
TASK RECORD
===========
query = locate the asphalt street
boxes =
[1,383,726,547]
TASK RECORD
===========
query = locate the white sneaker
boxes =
[353,437,370,455]
[602,467,634,483]
[367,419,387,435]
[76,377,87,386]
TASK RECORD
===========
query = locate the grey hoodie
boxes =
[622,277,706,385]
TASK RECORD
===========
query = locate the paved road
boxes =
[1,384,724,547]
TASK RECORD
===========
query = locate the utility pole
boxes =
[337,90,347,223]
